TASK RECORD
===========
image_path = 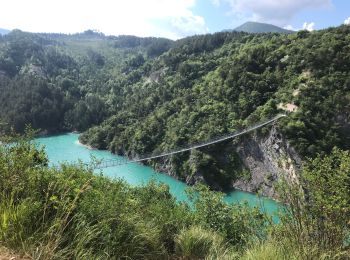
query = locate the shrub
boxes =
[277,148,350,258]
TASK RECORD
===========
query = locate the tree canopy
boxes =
[0,26,349,188]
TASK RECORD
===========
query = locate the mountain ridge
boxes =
[225,21,294,34]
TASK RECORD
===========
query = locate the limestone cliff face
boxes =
[153,126,301,200]
[232,126,301,199]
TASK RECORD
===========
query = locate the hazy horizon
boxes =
[0,0,349,40]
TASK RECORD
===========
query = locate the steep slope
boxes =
[0,30,173,132]
[232,21,294,34]
[80,26,349,194]
[0,26,349,196]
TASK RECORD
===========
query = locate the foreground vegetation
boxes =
[0,133,349,259]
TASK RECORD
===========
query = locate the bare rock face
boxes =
[151,126,301,200]
[155,156,176,177]
[233,126,301,199]
[19,63,46,78]
[185,173,206,186]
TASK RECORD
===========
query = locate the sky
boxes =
[0,0,349,39]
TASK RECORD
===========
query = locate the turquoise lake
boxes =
[35,133,282,220]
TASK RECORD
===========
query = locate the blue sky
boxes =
[0,0,349,39]
[194,0,350,32]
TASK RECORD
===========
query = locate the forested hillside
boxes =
[0,30,173,132]
[0,26,349,189]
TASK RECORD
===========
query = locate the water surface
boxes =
[35,133,282,220]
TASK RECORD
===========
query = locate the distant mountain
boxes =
[0,28,10,35]
[228,21,294,34]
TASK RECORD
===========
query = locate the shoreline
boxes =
[37,132,281,204]
[79,141,281,204]
[75,139,95,150]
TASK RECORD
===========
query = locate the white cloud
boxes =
[170,14,208,37]
[0,0,207,39]
[302,22,315,31]
[344,17,350,25]
[283,25,295,31]
[211,0,221,6]
[216,0,331,26]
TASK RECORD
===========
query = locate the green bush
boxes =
[277,148,350,258]
[189,185,268,249]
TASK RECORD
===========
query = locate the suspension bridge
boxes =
[91,114,286,170]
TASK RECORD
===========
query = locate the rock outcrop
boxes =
[233,126,301,199]
[153,126,301,200]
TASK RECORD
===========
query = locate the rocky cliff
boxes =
[232,126,301,199]
[154,126,301,200]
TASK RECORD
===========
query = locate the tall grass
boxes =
[0,197,26,248]
[175,225,229,259]
[242,240,299,260]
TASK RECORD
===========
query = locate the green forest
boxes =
[0,27,349,188]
